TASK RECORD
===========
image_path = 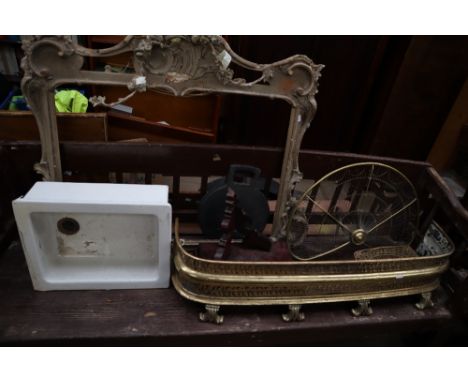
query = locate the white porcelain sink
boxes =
[12,182,171,291]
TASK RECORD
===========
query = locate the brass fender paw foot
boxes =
[199,304,224,324]
[415,292,434,310]
[282,304,305,322]
[351,300,373,317]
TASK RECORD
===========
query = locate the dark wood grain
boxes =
[0,141,430,177]
[0,111,108,141]
[368,36,468,160]
[107,112,215,143]
[0,141,432,223]
[221,36,468,163]
[221,36,406,152]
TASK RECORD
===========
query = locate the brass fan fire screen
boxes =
[287,162,419,261]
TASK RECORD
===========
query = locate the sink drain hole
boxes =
[57,217,80,235]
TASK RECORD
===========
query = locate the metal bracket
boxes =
[415,292,434,310]
[282,304,305,322]
[351,299,373,317]
[199,304,224,324]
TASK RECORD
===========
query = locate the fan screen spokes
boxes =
[287,162,419,261]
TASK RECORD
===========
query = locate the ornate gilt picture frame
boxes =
[21,35,323,238]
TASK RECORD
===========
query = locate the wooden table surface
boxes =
[0,240,465,346]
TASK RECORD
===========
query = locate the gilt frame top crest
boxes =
[21,35,323,238]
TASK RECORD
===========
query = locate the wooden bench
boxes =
[0,141,467,345]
